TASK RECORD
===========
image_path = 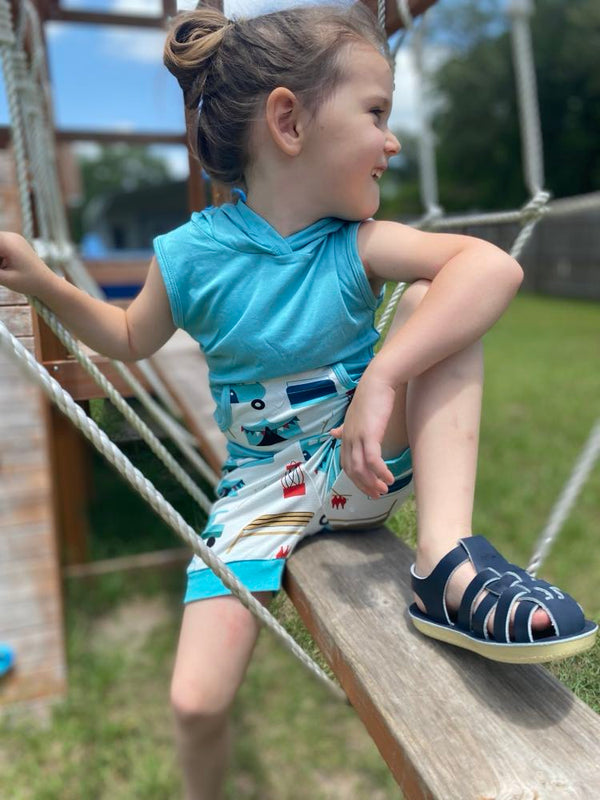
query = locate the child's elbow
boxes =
[505,256,524,293]
[485,244,523,294]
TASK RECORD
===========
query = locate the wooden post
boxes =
[0,287,67,717]
[32,312,92,565]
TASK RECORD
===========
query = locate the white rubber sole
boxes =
[409,608,598,664]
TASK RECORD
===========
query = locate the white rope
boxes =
[547,191,600,217]
[396,0,414,31]
[0,318,346,703]
[527,419,600,576]
[376,280,406,335]
[31,296,214,513]
[376,0,386,32]
[508,0,545,195]
[412,16,441,220]
[0,3,34,241]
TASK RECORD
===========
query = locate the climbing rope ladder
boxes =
[0,0,598,706]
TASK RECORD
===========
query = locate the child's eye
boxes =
[371,108,384,119]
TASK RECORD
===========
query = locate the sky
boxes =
[0,0,444,178]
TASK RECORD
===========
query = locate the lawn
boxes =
[1,293,598,799]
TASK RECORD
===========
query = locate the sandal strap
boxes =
[513,599,539,642]
[460,535,513,573]
[456,567,499,629]
[493,583,530,643]
[411,543,468,624]
[471,592,497,640]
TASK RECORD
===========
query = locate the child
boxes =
[0,4,595,798]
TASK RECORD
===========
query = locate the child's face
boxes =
[302,42,400,221]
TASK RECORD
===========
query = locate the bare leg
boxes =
[170,591,273,800]
[379,282,548,629]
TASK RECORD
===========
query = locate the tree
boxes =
[69,144,171,242]
[428,0,600,212]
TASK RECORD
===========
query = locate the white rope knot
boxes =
[520,189,551,221]
[415,203,444,230]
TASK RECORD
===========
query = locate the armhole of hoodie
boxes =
[342,221,380,311]
[153,233,185,329]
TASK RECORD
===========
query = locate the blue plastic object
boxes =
[0,644,15,676]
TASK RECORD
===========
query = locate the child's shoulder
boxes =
[155,204,231,253]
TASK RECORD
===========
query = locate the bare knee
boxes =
[170,677,231,734]
[169,593,271,734]
[388,279,431,334]
[401,279,431,310]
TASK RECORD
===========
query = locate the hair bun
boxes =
[164,8,232,108]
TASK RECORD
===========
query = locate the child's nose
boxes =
[385,130,401,155]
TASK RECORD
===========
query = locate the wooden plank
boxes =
[0,666,66,706]
[0,554,60,605]
[15,335,35,355]
[0,523,54,564]
[0,305,32,336]
[42,356,149,401]
[0,627,64,671]
[285,528,600,800]
[0,597,61,633]
[0,429,47,468]
[0,287,27,306]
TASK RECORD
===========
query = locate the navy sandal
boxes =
[409,535,598,663]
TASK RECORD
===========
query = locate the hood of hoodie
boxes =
[192,200,347,257]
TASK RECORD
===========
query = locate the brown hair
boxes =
[163,3,389,188]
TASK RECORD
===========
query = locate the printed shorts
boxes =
[185,363,413,602]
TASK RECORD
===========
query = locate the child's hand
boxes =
[0,232,51,297]
[330,371,396,499]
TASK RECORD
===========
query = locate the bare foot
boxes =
[414,553,552,637]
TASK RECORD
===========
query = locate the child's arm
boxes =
[333,220,523,498]
[0,232,176,361]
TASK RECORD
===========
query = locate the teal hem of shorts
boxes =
[184,559,285,603]
[386,446,412,477]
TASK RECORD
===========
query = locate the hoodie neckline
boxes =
[221,199,346,255]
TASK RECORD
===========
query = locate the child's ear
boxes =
[265,87,306,156]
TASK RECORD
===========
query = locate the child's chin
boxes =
[363,199,381,219]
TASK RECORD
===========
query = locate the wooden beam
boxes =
[42,356,149,402]
[55,130,186,146]
[0,128,185,149]
[285,527,600,799]
[63,547,190,578]
[47,9,169,28]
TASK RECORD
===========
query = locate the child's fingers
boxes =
[330,425,343,439]
[343,440,393,498]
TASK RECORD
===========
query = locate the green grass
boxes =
[1,293,598,798]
